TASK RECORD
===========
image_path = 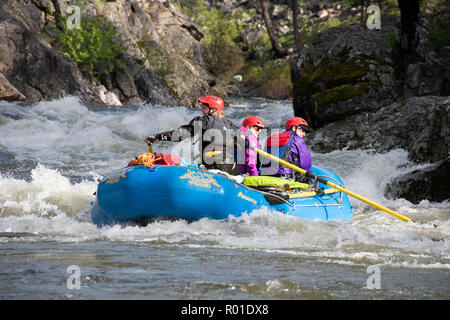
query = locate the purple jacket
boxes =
[277,134,311,175]
[236,126,260,176]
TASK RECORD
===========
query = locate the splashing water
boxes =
[0,97,448,299]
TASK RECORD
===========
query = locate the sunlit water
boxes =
[0,97,448,300]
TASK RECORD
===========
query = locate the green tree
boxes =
[53,16,127,82]
[260,0,287,58]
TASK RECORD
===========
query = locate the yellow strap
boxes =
[204,150,223,158]
[289,188,339,199]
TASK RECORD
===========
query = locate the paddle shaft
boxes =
[253,147,413,223]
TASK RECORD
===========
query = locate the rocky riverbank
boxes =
[0,0,218,107]
[306,95,449,204]
[291,8,450,204]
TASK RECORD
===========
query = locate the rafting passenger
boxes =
[261,117,311,183]
[236,116,265,176]
[146,95,239,175]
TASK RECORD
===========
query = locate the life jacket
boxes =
[233,127,252,164]
[259,131,294,175]
[265,131,293,161]
[154,152,181,165]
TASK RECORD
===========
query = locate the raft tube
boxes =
[91,165,353,226]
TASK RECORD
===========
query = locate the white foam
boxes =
[0,98,448,270]
[0,164,97,220]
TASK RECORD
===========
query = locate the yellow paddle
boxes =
[146,137,153,153]
[251,146,419,224]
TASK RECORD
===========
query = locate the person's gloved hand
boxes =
[146,134,169,145]
[146,136,157,145]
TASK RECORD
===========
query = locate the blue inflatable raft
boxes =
[91,164,353,226]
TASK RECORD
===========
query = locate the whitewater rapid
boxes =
[0,96,448,272]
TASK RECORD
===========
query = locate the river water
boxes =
[0,96,448,301]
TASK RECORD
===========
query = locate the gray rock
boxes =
[0,72,26,101]
[0,8,100,104]
[0,0,219,106]
[289,12,450,203]
[307,96,449,203]
[308,96,450,164]
[291,17,403,128]
[384,157,449,204]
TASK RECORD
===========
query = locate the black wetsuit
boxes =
[156,115,239,174]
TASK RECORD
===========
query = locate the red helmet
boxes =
[285,117,310,132]
[198,96,224,112]
[243,116,265,129]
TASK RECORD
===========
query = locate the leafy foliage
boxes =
[241,57,292,99]
[138,38,174,79]
[386,32,401,49]
[53,16,127,81]
[202,18,245,79]
[180,1,244,81]
[426,15,450,51]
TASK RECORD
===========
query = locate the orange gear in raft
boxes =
[128,153,181,168]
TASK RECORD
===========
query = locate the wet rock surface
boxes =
[385,156,449,204]
[0,0,215,106]
[291,12,450,203]
[291,17,403,128]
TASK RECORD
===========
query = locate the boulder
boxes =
[92,0,212,107]
[307,96,449,204]
[94,85,122,106]
[291,17,403,128]
[384,157,449,204]
[402,47,450,97]
[0,0,217,106]
[290,13,450,204]
[0,73,26,101]
[0,8,102,104]
[308,96,450,164]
